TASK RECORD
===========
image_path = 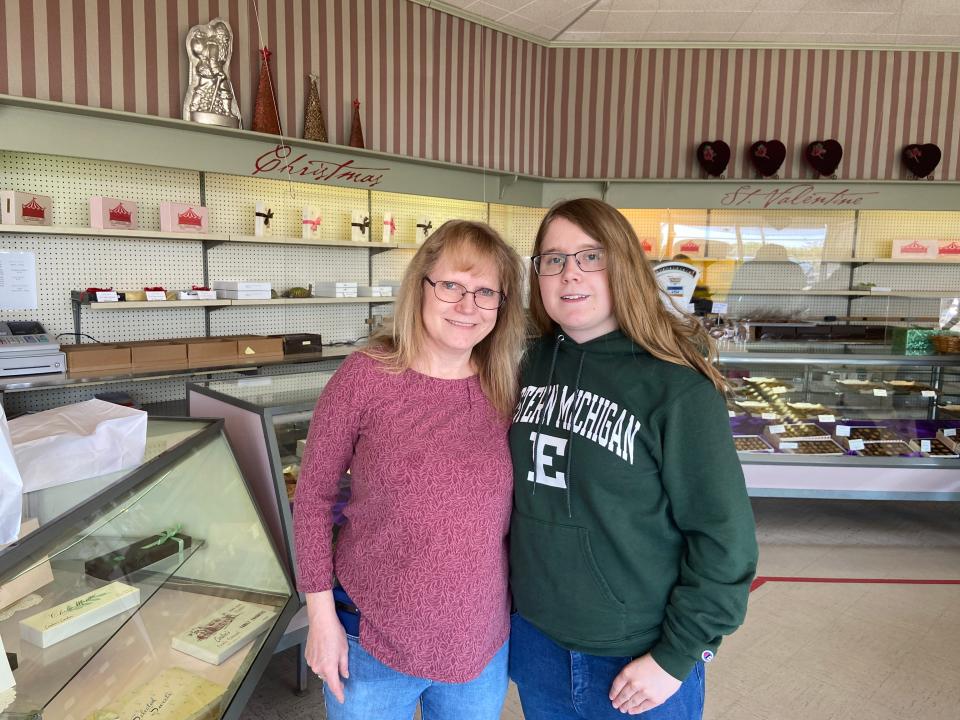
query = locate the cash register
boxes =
[0,321,65,376]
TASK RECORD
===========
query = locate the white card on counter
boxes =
[728,410,735,418]
[761,412,778,420]
[848,439,866,451]
[780,442,798,449]
[769,424,786,434]
[921,390,937,398]
[836,425,851,437]
[921,440,932,452]
[873,388,889,397]
[944,428,957,437]
[818,414,836,423]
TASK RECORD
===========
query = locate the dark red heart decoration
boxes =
[750,140,786,178]
[805,139,843,177]
[696,140,730,177]
[902,144,941,178]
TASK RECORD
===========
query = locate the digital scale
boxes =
[0,322,65,376]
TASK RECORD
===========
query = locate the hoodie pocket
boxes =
[510,511,625,643]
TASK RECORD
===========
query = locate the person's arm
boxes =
[611,380,757,714]
[293,354,367,702]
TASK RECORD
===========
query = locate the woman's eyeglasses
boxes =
[531,248,606,276]
[424,277,505,310]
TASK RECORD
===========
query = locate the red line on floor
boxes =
[750,576,960,592]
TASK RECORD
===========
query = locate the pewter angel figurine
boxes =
[183,18,242,127]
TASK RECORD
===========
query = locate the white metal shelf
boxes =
[677,256,960,265]
[227,298,395,306]
[76,298,394,309]
[714,289,958,297]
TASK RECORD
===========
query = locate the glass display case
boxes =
[719,347,960,500]
[0,418,298,720]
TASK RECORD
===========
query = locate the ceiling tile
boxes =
[462,1,517,22]
[897,33,960,46]
[565,9,611,32]
[901,0,960,13]
[661,0,762,10]
[647,11,750,34]
[595,0,659,10]
[601,11,656,32]
[507,1,597,34]
[642,31,736,42]
[802,0,902,11]
[777,31,826,43]
[798,12,898,34]
[821,33,900,45]
[737,11,802,35]
[900,14,960,35]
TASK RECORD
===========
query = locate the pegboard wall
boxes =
[3,146,960,413]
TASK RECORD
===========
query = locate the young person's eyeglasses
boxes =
[531,248,607,276]
[424,277,505,310]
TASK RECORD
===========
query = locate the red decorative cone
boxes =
[348,99,365,149]
[252,47,282,135]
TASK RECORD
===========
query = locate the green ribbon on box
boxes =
[141,523,185,553]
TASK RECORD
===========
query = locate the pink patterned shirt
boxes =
[293,352,513,682]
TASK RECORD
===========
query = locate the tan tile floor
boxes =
[241,499,960,720]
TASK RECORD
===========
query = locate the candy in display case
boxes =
[719,348,960,499]
[0,418,297,720]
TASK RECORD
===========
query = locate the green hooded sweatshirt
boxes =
[509,330,758,681]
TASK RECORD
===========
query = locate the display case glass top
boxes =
[0,419,297,720]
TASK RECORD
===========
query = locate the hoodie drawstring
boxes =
[531,334,564,497]
[563,351,585,518]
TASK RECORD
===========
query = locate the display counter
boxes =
[0,418,298,719]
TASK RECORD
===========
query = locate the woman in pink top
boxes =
[294,220,525,720]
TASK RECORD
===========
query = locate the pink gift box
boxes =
[89,196,139,230]
[0,190,53,226]
[159,202,209,233]
[671,238,705,258]
[939,240,960,260]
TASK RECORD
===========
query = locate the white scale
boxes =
[0,334,65,376]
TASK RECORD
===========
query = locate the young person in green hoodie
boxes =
[509,198,758,719]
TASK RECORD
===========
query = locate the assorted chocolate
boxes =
[780,440,846,456]
[856,441,914,457]
[843,426,903,443]
[911,438,959,458]
[733,435,774,453]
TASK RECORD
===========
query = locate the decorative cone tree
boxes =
[303,74,328,142]
[348,99,364,149]
[252,47,281,135]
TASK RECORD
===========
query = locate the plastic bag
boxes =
[9,399,147,493]
[0,403,23,544]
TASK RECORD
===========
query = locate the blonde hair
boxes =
[366,220,526,417]
[529,198,727,392]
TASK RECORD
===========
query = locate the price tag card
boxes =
[870,286,893,293]
[769,424,786,434]
[761,412,778,420]
[848,439,866,451]
[836,425,851,437]
[95,291,119,302]
[818,414,836,423]
[944,428,957,437]
[144,291,166,301]
[921,390,937,398]
[770,386,789,394]
[712,302,728,315]
[728,410,736,418]
[873,388,889,397]
[780,442,798,450]
[921,440,932,452]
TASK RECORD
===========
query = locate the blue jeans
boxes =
[509,614,705,720]
[323,635,509,720]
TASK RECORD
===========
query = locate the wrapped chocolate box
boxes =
[20,581,140,648]
[89,197,139,230]
[911,437,959,458]
[159,202,209,233]
[0,191,52,226]
[82,667,225,720]
[302,206,322,238]
[171,599,277,665]
[84,527,192,582]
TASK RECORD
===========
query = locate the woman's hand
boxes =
[304,591,350,704]
[609,653,682,715]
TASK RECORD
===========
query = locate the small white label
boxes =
[144,291,166,301]
[818,414,836,423]
[873,388,889,397]
[870,286,893,293]
[921,440,932,452]
[848,439,866,451]
[761,412,778,420]
[769,424,786,434]
[921,390,937,398]
[944,428,957,437]
[95,291,119,302]
[712,302,728,315]
[780,441,798,449]
[728,410,736,418]
[770,386,789,394]
[701,650,714,663]
[836,425,851,437]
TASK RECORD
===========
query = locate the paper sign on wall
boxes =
[0,251,38,311]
